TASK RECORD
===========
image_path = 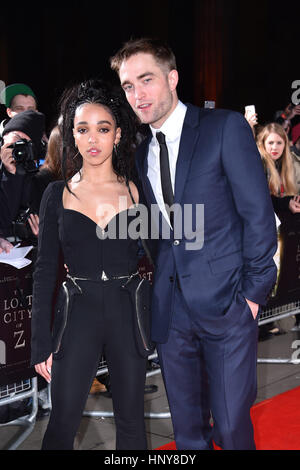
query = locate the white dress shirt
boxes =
[148,100,187,224]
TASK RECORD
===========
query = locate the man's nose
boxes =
[134,85,145,101]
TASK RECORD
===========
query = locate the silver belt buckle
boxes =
[101,270,109,281]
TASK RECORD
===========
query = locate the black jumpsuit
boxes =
[31,181,147,450]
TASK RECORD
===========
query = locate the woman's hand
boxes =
[244,109,258,129]
[28,213,39,236]
[0,237,13,253]
[289,196,300,213]
[35,354,53,383]
[0,143,16,174]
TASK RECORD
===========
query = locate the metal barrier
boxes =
[0,377,38,450]
[258,301,300,364]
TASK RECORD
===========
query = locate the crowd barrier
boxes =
[258,301,300,364]
[0,248,37,449]
[0,377,38,449]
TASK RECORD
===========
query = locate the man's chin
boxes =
[137,112,153,125]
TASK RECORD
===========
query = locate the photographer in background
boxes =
[0,110,46,241]
[0,83,37,137]
[0,107,49,420]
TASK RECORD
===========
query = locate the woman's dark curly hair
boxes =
[58,78,139,189]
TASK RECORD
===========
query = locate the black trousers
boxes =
[42,279,147,450]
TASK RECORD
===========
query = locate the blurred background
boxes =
[0,0,298,132]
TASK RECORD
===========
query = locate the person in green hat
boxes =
[0,83,37,136]
[0,84,37,248]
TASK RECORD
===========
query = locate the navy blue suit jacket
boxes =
[136,104,277,342]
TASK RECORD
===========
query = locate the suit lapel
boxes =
[174,104,201,203]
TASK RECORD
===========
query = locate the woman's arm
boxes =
[30,182,63,366]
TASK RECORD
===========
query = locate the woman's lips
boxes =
[87,148,101,155]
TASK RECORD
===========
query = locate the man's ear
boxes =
[6,108,13,118]
[168,69,179,92]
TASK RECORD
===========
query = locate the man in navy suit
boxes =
[111,38,277,450]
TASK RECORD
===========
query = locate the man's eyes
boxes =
[123,84,133,92]
[123,78,152,92]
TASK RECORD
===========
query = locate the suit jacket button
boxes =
[173,240,180,246]
[169,276,174,283]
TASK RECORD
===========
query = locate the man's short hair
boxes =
[110,37,177,74]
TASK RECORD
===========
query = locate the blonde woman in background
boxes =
[257,122,300,335]
[257,122,300,216]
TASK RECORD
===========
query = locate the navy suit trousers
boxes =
[157,285,258,450]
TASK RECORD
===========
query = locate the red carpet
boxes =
[157,386,300,450]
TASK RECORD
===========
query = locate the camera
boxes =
[12,208,34,241]
[8,138,46,174]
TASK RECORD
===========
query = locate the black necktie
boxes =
[156,132,174,227]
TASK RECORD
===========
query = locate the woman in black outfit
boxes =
[30,80,147,450]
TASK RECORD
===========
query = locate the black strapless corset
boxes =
[61,208,140,280]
